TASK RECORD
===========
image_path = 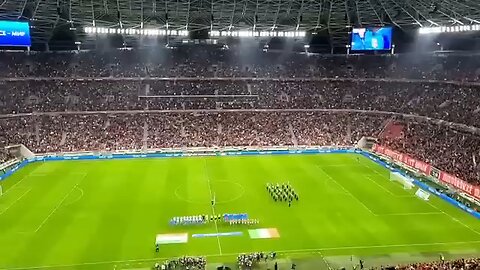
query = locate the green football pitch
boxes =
[1,153,480,270]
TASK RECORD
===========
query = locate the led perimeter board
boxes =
[351,27,392,51]
[0,21,31,47]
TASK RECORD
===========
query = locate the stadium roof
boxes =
[1,0,480,48]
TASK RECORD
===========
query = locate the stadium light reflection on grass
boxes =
[209,30,306,38]
[84,27,189,36]
[419,24,480,34]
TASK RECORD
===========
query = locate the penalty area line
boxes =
[33,182,80,233]
[316,165,376,216]
[5,240,480,270]
[0,188,31,216]
[33,173,88,233]
[425,199,480,236]
[1,169,38,197]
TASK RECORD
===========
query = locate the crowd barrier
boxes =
[1,147,479,219]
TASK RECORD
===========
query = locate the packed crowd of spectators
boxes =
[379,120,480,185]
[393,257,480,270]
[1,80,479,128]
[0,49,478,81]
[0,112,385,153]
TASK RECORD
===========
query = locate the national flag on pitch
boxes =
[248,228,280,239]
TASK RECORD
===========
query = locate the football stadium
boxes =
[1,0,480,269]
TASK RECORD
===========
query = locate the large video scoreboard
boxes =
[0,21,31,47]
[351,26,392,51]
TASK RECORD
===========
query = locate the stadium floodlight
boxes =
[419,24,480,34]
[208,29,305,38]
[296,31,306,37]
[209,31,220,37]
[84,26,189,37]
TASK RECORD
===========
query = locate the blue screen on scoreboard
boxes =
[0,21,31,47]
[351,27,392,51]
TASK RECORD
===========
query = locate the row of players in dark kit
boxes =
[266,183,299,206]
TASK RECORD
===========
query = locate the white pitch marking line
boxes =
[33,183,79,233]
[363,176,413,198]
[377,212,443,216]
[5,240,480,270]
[354,157,411,195]
[364,176,395,196]
[34,182,81,233]
[317,165,376,215]
[0,188,31,216]
[203,159,223,255]
[355,155,480,234]
[425,199,480,236]
[64,187,84,207]
[317,251,332,269]
[1,172,35,197]
[353,155,387,177]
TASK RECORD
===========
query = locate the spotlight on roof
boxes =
[83,26,189,37]
[419,24,480,34]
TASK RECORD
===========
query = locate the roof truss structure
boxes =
[0,0,479,48]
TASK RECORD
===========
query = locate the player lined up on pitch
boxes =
[170,213,259,226]
[266,183,299,206]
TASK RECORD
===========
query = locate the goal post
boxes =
[390,171,414,189]
[415,188,430,200]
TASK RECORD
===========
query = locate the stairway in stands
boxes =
[379,120,405,139]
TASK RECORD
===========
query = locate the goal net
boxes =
[415,188,430,201]
[390,172,414,189]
